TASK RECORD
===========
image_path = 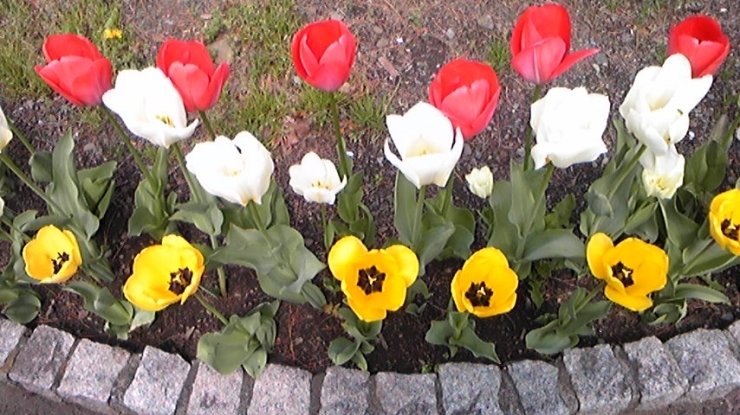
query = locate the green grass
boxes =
[0,0,143,100]
[487,38,510,75]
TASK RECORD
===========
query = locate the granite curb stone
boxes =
[507,359,576,415]
[56,339,131,415]
[438,362,508,415]
[0,318,27,377]
[666,328,740,403]
[123,346,190,415]
[563,344,636,415]
[7,325,75,401]
[319,366,370,415]
[621,336,689,411]
[373,372,438,415]
[6,316,740,414]
[248,363,311,415]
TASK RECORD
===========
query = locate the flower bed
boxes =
[1,0,740,377]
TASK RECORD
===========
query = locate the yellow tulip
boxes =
[586,233,668,312]
[451,247,518,318]
[328,236,418,322]
[709,188,740,256]
[123,235,204,312]
[22,225,82,283]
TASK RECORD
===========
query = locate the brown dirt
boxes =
[2,0,740,375]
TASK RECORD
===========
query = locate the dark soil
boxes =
[2,0,740,375]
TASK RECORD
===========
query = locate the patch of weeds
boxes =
[603,0,620,12]
[0,0,145,100]
[300,86,350,129]
[232,87,291,143]
[203,10,225,44]
[486,38,510,74]
[349,94,386,134]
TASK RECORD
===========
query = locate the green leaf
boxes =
[523,229,584,261]
[545,194,575,229]
[29,150,53,183]
[525,322,578,355]
[673,283,730,304]
[584,191,613,217]
[197,330,253,375]
[680,240,738,277]
[424,319,456,346]
[450,327,499,363]
[172,201,223,236]
[77,161,117,219]
[242,349,268,378]
[393,172,418,246]
[659,198,699,251]
[65,281,132,326]
[416,222,455,276]
[328,337,361,366]
[3,292,40,324]
[486,180,519,257]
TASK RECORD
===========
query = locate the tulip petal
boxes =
[328,236,367,282]
[511,37,566,84]
[604,285,653,312]
[384,245,419,287]
[587,233,613,281]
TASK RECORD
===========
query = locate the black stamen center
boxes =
[465,281,493,307]
[51,252,70,274]
[611,261,635,288]
[721,219,739,241]
[169,268,193,295]
[357,266,386,295]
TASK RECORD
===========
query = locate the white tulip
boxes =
[465,166,493,199]
[640,146,685,199]
[102,67,199,148]
[619,54,712,155]
[384,102,463,188]
[288,152,347,204]
[0,105,13,152]
[530,87,610,170]
[185,132,274,206]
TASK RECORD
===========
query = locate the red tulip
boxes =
[291,20,356,92]
[510,4,599,84]
[429,59,501,140]
[156,40,230,112]
[34,34,112,106]
[668,15,730,78]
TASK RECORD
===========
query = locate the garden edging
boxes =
[1,317,739,414]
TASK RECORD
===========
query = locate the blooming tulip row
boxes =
[0,2,737,373]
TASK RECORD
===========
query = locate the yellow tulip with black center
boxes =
[328,236,419,322]
[123,235,204,312]
[586,233,668,312]
[709,188,740,256]
[451,247,518,318]
[22,225,82,283]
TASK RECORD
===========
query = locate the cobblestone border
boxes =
[2,317,740,414]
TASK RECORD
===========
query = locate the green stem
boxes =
[198,111,217,140]
[321,203,330,250]
[523,84,543,171]
[413,185,427,247]
[0,216,28,242]
[248,201,275,249]
[7,121,35,153]
[100,106,156,185]
[440,175,454,218]
[195,291,228,325]
[211,235,228,298]
[607,144,646,200]
[328,92,350,179]
[522,163,554,236]
[172,143,201,203]
[0,154,64,213]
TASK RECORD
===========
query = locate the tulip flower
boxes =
[102,67,199,148]
[22,225,82,284]
[328,236,418,322]
[451,247,518,318]
[0,105,12,152]
[668,15,730,78]
[185,132,274,206]
[530,87,609,169]
[510,4,599,84]
[428,59,501,139]
[709,189,740,256]
[619,54,712,156]
[587,233,668,312]
[156,39,231,112]
[288,152,347,205]
[291,19,356,92]
[35,34,113,106]
[640,147,685,199]
[384,102,463,189]
[465,166,493,199]
[123,235,204,312]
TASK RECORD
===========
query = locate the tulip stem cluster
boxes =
[523,84,542,171]
[7,121,35,154]
[0,154,63,214]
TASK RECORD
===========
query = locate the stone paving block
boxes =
[438,362,507,415]
[563,344,636,415]
[184,360,244,415]
[319,366,369,415]
[248,364,311,415]
[7,325,75,400]
[123,346,190,415]
[666,329,740,403]
[56,339,130,414]
[374,372,438,415]
[506,359,576,415]
[622,336,689,410]
[0,318,27,376]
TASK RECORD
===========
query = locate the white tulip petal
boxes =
[0,105,12,152]
[288,151,346,204]
[384,139,421,188]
